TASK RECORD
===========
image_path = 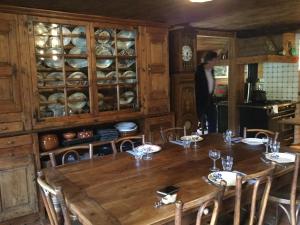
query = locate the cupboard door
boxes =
[0,155,37,222]
[144,114,174,145]
[171,74,198,134]
[0,14,22,119]
[144,27,169,115]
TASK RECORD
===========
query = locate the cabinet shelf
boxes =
[36,54,88,59]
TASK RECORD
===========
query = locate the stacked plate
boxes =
[114,122,137,133]
[241,138,267,145]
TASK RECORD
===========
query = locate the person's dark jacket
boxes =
[195,64,215,118]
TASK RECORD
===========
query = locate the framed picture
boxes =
[214,65,229,78]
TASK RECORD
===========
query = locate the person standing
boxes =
[195,51,218,133]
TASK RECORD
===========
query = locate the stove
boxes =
[239,100,296,145]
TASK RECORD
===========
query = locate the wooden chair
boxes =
[115,134,145,152]
[233,164,276,225]
[175,185,225,225]
[90,140,117,156]
[160,127,186,144]
[243,127,279,141]
[49,144,93,167]
[37,171,76,225]
[268,153,300,225]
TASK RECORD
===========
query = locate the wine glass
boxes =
[191,132,199,148]
[143,142,153,160]
[209,149,221,172]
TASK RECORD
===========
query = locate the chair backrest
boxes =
[49,144,93,167]
[175,187,224,225]
[114,135,145,152]
[90,140,117,156]
[37,171,72,225]
[160,127,186,144]
[243,127,279,141]
[233,164,275,225]
[290,153,300,225]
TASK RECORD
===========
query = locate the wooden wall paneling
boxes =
[0,13,24,132]
[171,73,198,134]
[228,35,244,133]
[143,26,170,115]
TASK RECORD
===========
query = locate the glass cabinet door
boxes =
[94,27,139,113]
[33,22,90,119]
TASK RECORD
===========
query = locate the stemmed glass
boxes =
[271,141,280,157]
[143,142,153,160]
[209,149,221,172]
[191,132,199,148]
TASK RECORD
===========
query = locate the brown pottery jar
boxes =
[40,134,59,151]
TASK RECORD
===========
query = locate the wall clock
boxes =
[182,45,193,62]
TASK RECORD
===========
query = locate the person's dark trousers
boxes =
[201,103,217,133]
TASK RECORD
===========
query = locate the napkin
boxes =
[231,137,243,143]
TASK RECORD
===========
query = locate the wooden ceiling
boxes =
[197,36,229,52]
[1,0,300,32]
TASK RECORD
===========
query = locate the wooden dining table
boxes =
[43,134,295,225]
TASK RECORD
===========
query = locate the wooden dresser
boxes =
[0,6,172,223]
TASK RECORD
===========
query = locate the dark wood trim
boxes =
[194,28,235,37]
[0,4,168,27]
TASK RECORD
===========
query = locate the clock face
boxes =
[182,45,193,62]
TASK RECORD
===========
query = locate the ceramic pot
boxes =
[77,130,93,139]
[40,134,59,151]
[63,132,76,140]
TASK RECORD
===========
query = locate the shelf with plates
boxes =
[32,22,91,120]
[94,27,138,113]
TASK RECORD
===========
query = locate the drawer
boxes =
[0,134,32,149]
[0,122,23,134]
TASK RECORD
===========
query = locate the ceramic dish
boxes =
[135,144,161,153]
[208,171,245,187]
[95,44,114,56]
[241,138,266,145]
[96,59,114,68]
[116,41,135,50]
[45,72,64,86]
[37,73,44,87]
[71,26,86,47]
[181,135,204,142]
[118,59,135,69]
[106,71,118,83]
[39,94,47,111]
[48,93,65,110]
[115,122,137,130]
[67,72,87,86]
[44,48,64,68]
[265,152,295,164]
[96,71,106,84]
[119,48,135,56]
[95,29,113,44]
[67,47,88,68]
[98,93,104,106]
[122,71,136,84]
[48,26,71,46]
[34,23,48,35]
[117,30,136,39]
[68,92,87,111]
[120,91,135,105]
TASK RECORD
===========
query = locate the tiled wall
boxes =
[261,62,299,101]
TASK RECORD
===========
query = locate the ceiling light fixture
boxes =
[190,0,213,2]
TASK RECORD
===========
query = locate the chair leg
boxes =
[273,203,279,225]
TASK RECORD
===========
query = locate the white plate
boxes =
[117,41,135,50]
[208,171,245,187]
[44,48,64,68]
[96,59,114,68]
[72,26,86,47]
[135,144,161,153]
[115,122,137,129]
[48,93,65,110]
[67,72,87,86]
[117,30,136,39]
[98,93,104,106]
[122,71,136,84]
[68,92,87,110]
[39,94,47,111]
[120,91,135,105]
[241,138,265,145]
[45,72,64,86]
[265,152,295,164]
[95,29,113,44]
[181,135,204,142]
[95,44,114,56]
[67,47,88,68]
[48,26,71,46]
